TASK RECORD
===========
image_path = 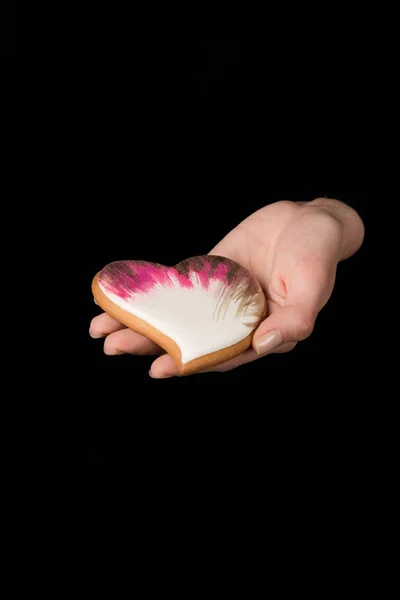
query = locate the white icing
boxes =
[99,272,264,364]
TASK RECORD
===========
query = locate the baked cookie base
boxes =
[92,274,259,375]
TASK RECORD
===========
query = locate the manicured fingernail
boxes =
[149,370,175,379]
[89,329,102,338]
[104,347,123,355]
[254,330,283,356]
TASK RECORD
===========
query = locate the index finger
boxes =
[89,312,126,338]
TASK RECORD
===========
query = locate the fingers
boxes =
[89,312,161,355]
[252,305,314,356]
[89,313,126,338]
[148,349,263,379]
[203,343,296,372]
[149,350,259,379]
[103,328,162,356]
[149,341,297,379]
[252,250,339,356]
[149,354,179,378]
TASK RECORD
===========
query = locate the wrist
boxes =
[303,197,365,260]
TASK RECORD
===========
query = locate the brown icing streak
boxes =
[207,255,224,279]
[101,255,264,324]
[177,255,265,324]
[188,256,207,273]
[212,271,264,325]
[174,260,192,277]
[169,255,264,323]
[226,261,240,285]
[101,261,138,285]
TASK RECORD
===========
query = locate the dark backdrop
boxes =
[74,44,382,580]
[81,43,372,467]
[0,3,15,56]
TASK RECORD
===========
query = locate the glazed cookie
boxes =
[92,255,266,374]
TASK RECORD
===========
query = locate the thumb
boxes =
[252,304,315,356]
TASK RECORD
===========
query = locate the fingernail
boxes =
[89,329,102,338]
[149,369,177,379]
[254,330,283,356]
[104,347,123,355]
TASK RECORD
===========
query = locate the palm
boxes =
[211,201,340,322]
[90,200,361,377]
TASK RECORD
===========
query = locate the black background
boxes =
[0,3,15,56]
[69,42,389,583]
[81,43,373,465]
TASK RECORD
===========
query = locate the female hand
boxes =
[89,198,364,377]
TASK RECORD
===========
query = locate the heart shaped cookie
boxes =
[92,255,266,374]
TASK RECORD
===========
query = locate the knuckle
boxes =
[297,314,315,340]
[283,342,297,353]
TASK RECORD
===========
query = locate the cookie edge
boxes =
[92,273,265,375]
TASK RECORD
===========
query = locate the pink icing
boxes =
[98,256,255,301]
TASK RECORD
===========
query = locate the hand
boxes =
[89,198,364,377]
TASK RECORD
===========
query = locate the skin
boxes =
[89,198,365,378]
